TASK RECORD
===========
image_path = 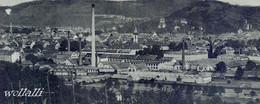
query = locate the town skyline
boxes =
[1,0,260,104]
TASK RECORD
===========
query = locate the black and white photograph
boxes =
[1,0,260,104]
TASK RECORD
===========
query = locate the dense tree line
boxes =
[168,41,188,51]
[59,39,86,52]
[25,54,55,66]
[136,44,165,58]
[225,38,260,53]
[0,61,70,104]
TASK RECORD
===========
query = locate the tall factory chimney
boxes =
[5,9,12,34]
[67,31,71,52]
[182,39,186,70]
[10,23,13,34]
[91,4,96,67]
[78,33,83,66]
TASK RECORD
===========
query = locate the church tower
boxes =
[133,27,138,43]
[158,18,166,29]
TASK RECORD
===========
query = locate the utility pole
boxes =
[141,93,144,104]
[18,80,21,104]
[46,71,51,104]
[71,71,76,104]
[10,81,14,104]
[25,82,27,104]
[40,83,43,103]
[105,83,108,104]
[59,86,64,104]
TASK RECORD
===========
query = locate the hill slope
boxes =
[0,0,199,28]
[165,1,260,34]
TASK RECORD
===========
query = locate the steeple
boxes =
[133,27,138,43]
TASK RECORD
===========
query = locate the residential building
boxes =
[0,50,20,63]
[164,50,208,61]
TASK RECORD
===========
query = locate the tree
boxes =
[246,60,257,70]
[157,83,163,90]
[207,37,215,58]
[250,90,257,97]
[114,79,121,89]
[185,85,194,94]
[246,101,255,104]
[89,87,100,102]
[150,80,156,89]
[234,88,242,97]
[234,66,244,80]
[0,61,68,104]
[195,85,202,92]
[217,86,225,95]
[202,86,209,95]
[136,44,164,58]
[210,96,222,104]
[33,43,43,51]
[175,41,188,51]
[216,61,227,73]
[168,42,177,50]
[45,44,56,53]
[59,39,68,51]
[106,79,113,89]
[213,45,224,58]
[256,38,260,52]
[208,86,218,96]
[25,54,39,66]
[177,76,182,82]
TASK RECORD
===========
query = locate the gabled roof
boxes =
[136,55,157,61]
[226,60,247,68]
[0,50,16,55]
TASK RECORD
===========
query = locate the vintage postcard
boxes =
[0,0,260,104]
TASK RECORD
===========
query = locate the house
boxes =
[0,50,20,63]
[189,59,218,72]
[164,50,208,61]
[98,54,120,62]
[217,53,249,61]
[242,71,260,79]
[146,61,161,70]
[71,52,79,59]
[248,53,260,62]
[63,59,78,66]
[221,47,235,54]
[128,63,148,72]
[127,72,212,84]
[173,62,188,70]
[2,45,14,50]
[158,59,177,70]
[226,60,247,71]
[21,60,33,67]
[53,65,98,76]
[97,61,130,73]
[55,42,60,50]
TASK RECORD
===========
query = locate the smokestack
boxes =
[67,31,71,52]
[78,33,83,66]
[182,39,186,70]
[91,4,96,67]
[10,22,13,34]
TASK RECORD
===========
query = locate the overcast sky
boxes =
[0,0,36,6]
[1,0,260,6]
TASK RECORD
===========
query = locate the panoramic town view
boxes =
[1,0,260,104]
